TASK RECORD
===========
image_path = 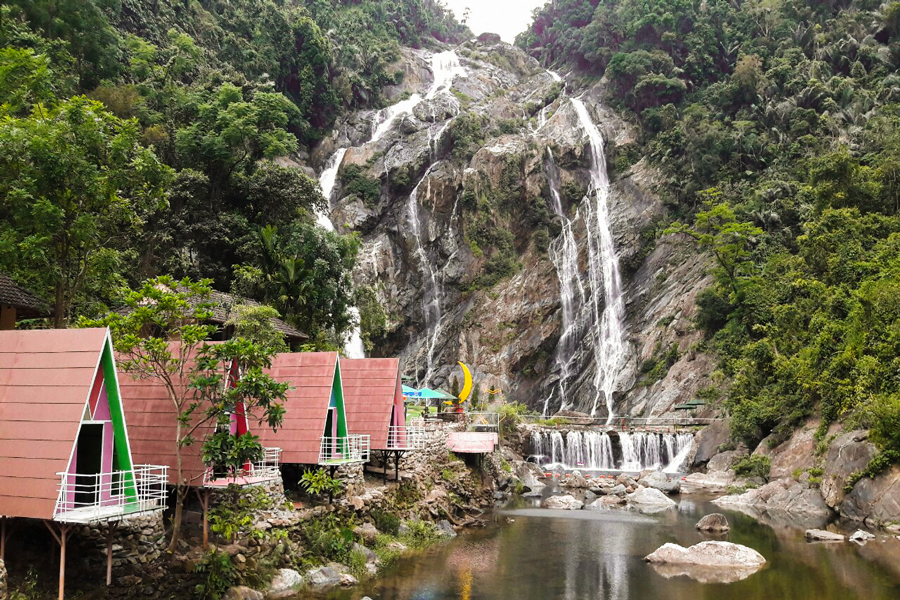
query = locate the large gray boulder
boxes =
[707,451,745,473]
[821,431,877,508]
[840,465,900,525]
[435,520,457,538]
[849,530,875,544]
[645,541,766,567]
[585,496,626,510]
[639,471,680,494]
[753,423,817,480]
[695,513,730,533]
[541,494,584,510]
[353,523,379,544]
[626,487,677,510]
[712,479,830,516]
[267,569,303,599]
[305,567,343,588]
[691,420,732,467]
[680,471,735,494]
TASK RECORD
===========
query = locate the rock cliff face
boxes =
[314,39,713,418]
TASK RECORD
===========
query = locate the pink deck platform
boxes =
[446,432,498,453]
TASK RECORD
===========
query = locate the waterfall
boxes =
[532,430,692,472]
[371,50,466,144]
[407,166,445,386]
[570,98,628,423]
[545,148,586,414]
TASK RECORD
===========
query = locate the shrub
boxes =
[371,509,400,536]
[195,551,238,600]
[299,468,343,499]
[401,520,440,549]
[339,164,382,207]
[732,455,771,481]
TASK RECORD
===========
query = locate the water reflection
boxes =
[304,497,900,600]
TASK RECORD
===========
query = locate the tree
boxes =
[0,96,172,327]
[667,193,763,300]
[225,304,289,354]
[82,276,288,551]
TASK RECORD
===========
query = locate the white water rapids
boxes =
[530,430,693,473]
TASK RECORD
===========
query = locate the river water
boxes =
[302,493,900,600]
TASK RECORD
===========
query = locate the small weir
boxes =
[530,430,693,473]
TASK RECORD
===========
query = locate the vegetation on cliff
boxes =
[0,0,467,345]
[519,1,900,469]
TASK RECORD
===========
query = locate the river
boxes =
[300,492,900,600]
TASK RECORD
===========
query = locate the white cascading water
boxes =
[406,165,445,386]
[544,148,586,415]
[570,98,628,423]
[371,51,466,144]
[532,430,692,472]
[315,51,466,361]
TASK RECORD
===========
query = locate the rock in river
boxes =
[695,513,730,533]
[626,487,677,510]
[645,541,766,568]
[267,569,303,599]
[805,529,846,542]
[541,495,584,510]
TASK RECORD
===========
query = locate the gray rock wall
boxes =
[78,512,166,568]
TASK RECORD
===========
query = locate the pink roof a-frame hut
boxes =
[341,358,425,481]
[256,352,370,470]
[0,328,168,600]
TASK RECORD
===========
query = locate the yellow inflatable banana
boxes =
[458,362,473,402]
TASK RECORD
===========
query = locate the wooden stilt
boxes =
[106,520,119,586]
[196,488,211,550]
[1,516,6,562]
[44,521,70,600]
[394,451,400,482]
[328,465,337,504]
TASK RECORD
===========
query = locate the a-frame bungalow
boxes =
[256,352,370,473]
[0,328,168,600]
[117,343,282,547]
[341,358,425,481]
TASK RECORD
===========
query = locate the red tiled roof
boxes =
[0,328,108,520]
[341,358,402,450]
[117,345,218,484]
[256,352,339,465]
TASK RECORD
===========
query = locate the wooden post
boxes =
[328,465,337,504]
[394,451,400,482]
[106,520,119,586]
[1,516,6,562]
[196,488,211,550]
[44,521,70,600]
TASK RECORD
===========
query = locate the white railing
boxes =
[54,465,168,524]
[466,412,500,431]
[387,425,426,450]
[318,434,370,465]
[203,447,282,486]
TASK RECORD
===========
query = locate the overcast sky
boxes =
[442,0,548,44]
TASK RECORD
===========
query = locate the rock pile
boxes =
[0,558,7,600]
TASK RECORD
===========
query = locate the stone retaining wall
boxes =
[77,512,166,568]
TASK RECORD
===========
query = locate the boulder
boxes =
[567,470,589,488]
[223,587,264,600]
[707,451,745,474]
[849,530,875,544]
[680,471,735,494]
[712,479,830,516]
[645,541,766,567]
[821,431,877,508]
[691,420,731,467]
[435,520,457,538]
[626,487,676,510]
[805,529,845,542]
[753,423,817,480]
[352,543,378,564]
[353,523,379,545]
[609,484,627,497]
[639,471,680,495]
[541,495,584,510]
[305,567,343,588]
[339,574,358,587]
[585,496,625,510]
[267,569,303,599]
[695,513,730,533]
[840,465,900,524]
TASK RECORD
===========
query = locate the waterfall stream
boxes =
[315,51,466,361]
[530,430,693,472]
[570,98,628,423]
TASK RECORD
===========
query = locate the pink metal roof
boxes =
[341,358,402,450]
[255,352,339,465]
[0,328,108,520]
[117,345,215,484]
